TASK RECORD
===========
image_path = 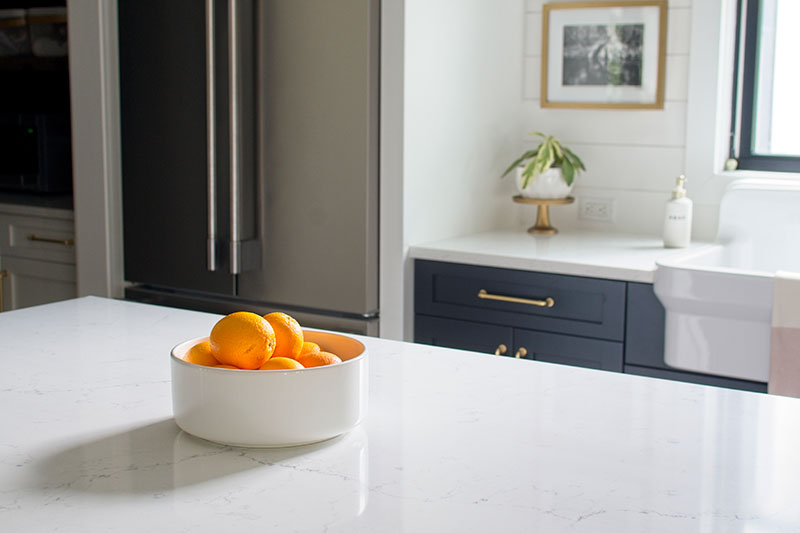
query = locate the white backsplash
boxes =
[514,0,716,240]
[403,0,721,248]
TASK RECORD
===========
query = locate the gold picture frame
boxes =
[541,1,667,109]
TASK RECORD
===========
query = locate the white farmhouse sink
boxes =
[654,179,800,382]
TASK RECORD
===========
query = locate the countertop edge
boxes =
[0,200,74,219]
[409,246,656,283]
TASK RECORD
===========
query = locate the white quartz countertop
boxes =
[409,230,714,282]
[2,297,800,532]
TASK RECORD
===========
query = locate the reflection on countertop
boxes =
[2,297,800,531]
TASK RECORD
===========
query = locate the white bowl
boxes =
[170,330,367,447]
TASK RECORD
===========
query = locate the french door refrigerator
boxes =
[118,0,380,335]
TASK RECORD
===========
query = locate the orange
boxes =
[299,341,321,357]
[184,341,219,367]
[209,311,276,370]
[263,312,304,360]
[259,357,304,370]
[297,351,342,368]
[214,364,240,369]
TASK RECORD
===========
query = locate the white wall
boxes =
[378,0,406,340]
[404,0,526,246]
[400,0,526,339]
[68,0,125,299]
[517,0,719,239]
[401,0,727,256]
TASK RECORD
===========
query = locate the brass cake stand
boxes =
[513,195,574,235]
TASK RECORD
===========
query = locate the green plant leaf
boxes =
[520,169,533,189]
[551,139,564,160]
[520,159,539,188]
[501,149,538,177]
[533,143,547,176]
[561,158,574,186]
[540,141,555,174]
[502,132,585,187]
[563,147,586,171]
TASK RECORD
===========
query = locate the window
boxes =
[733,0,800,172]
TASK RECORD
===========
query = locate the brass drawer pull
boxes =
[477,289,554,308]
[494,344,507,356]
[27,234,75,246]
[514,347,528,359]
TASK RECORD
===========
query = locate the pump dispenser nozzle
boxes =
[672,175,687,199]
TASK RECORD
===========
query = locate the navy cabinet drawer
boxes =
[415,315,512,355]
[515,328,624,372]
[415,260,626,341]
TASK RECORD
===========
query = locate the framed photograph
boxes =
[541,1,667,109]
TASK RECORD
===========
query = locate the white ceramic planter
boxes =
[515,166,574,199]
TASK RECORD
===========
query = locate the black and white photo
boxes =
[542,1,666,109]
[562,23,644,87]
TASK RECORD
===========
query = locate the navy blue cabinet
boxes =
[415,260,625,341]
[623,281,766,392]
[414,260,625,372]
[415,315,512,355]
[414,259,767,392]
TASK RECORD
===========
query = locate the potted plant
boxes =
[501,132,586,199]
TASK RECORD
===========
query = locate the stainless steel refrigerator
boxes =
[118,0,380,335]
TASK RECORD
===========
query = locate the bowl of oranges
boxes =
[170,311,367,448]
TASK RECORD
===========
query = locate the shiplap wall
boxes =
[403,0,526,247]
[517,0,717,239]
[404,0,719,245]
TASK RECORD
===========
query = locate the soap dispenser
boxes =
[663,175,692,248]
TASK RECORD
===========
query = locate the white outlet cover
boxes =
[579,197,615,221]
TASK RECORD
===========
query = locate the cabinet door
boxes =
[415,315,513,356]
[624,282,667,368]
[514,328,624,372]
[415,260,626,341]
[0,256,76,311]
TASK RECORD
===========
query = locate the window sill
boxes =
[719,168,800,181]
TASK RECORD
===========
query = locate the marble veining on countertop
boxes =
[409,230,714,282]
[1,297,799,532]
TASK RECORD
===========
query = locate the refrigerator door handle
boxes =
[205,0,219,272]
[228,0,259,275]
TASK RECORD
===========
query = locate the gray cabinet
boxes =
[0,205,76,312]
[414,259,767,392]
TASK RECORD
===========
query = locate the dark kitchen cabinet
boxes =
[414,259,766,392]
[414,260,625,372]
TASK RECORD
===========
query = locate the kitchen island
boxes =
[2,297,799,532]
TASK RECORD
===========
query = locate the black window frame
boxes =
[734,0,800,172]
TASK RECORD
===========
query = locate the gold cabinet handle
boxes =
[494,344,507,356]
[0,270,7,312]
[514,347,528,359]
[27,234,75,246]
[477,289,554,308]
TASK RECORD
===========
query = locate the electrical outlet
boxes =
[579,197,614,221]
